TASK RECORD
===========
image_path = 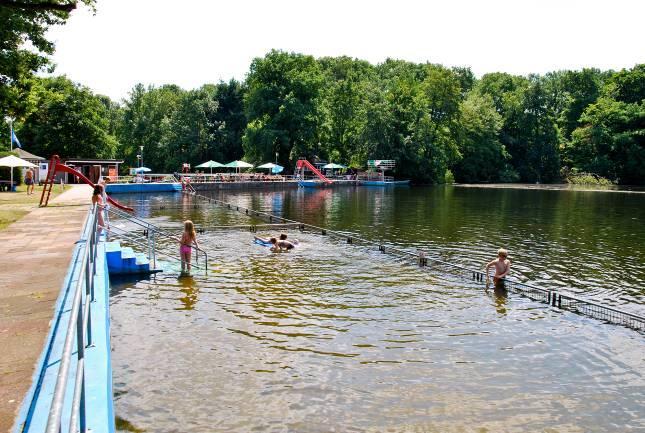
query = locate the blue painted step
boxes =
[106,241,158,275]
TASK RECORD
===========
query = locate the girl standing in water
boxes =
[179,220,199,274]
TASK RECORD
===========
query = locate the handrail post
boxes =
[75,295,87,433]
[153,231,156,268]
[85,256,93,347]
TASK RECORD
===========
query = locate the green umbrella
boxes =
[195,160,224,174]
[322,163,346,169]
[225,160,254,168]
[225,160,254,173]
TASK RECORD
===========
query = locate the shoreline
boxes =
[452,183,645,194]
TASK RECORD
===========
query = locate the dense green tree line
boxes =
[1,10,643,184]
[1,3,642,184]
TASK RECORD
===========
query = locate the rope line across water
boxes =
[136,191,645,332]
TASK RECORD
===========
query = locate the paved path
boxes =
[0,185,92,432]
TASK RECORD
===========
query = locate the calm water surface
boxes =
[111,186,644,432]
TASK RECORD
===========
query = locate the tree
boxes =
[569,98,645,184]
[453,93,508,182]
[18,76,118,159]
[609,64,645,104]
[0,0,94,116]
[118,83,183,171]
[243,50,324,166]
[204,80,246,163]
[317,56,374,163]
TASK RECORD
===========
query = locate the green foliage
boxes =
[565,170,614,186]
[609,64,645,104]
[118,83,183,171]
[568,97,645,185]
[2,35,642,186]
[243,50,324,166]
[0,0,95,116]
[444,169,455,184]
[116,80,246,172]
[453,93,507,183]
[18,76,118,159]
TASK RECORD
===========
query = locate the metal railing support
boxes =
[45,204,98,433]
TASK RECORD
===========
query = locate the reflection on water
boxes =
[177,276,199,310]
[111,187,645,433]
[486,281,508,315]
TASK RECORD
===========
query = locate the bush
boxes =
[566,171,614,185]
[499,166,520,183]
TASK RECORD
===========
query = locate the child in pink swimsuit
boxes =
[179,220,199,273]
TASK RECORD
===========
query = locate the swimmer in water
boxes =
[270,237,295,252]
[279,233,299,245]
[485,248,511,286]
[254,233,300,246]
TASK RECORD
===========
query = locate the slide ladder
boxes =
[295,159,333,184]
[39,155,134,211]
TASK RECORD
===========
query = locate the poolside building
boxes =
[59,158,124,183]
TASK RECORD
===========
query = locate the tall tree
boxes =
[243,50,324,166]
[118,83,183,171]
[567,65,645,184]
[453,93,508,182]
[0,0,94,117]
[18,76,118,158]
[317,56,374,163]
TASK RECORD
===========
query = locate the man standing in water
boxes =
[485,248,511,285]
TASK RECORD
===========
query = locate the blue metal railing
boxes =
[106,206,208,273]
[44,204,99,433]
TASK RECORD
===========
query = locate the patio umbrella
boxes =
[195,160,224,174]
[225,160,254,174]
[257,162,278,169]
[134,167,151,173]
[256,162,284,174]
[0,155,37,191]
[322,163,346,169]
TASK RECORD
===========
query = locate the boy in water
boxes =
[279,233,299,245]
[254,233,300,247]
[270,237,295,252]
[485,248,511,285]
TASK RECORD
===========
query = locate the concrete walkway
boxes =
[0,185,92,432]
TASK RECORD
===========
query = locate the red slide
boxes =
[40,155,134,211]
[296,159,333,184]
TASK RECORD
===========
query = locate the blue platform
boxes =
[13,240,115,433]
[105,182,181,194]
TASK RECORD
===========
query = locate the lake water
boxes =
[110,186,645,432]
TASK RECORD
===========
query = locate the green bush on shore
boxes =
[566,171,614,185]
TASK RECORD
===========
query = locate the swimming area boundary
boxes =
[177,191,645,332]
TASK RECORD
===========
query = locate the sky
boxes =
[46,0,645,101]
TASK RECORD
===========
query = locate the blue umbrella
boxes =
[271,165,284,174]
[134,167,151,173]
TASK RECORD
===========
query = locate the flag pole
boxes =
[9,118,13,191]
